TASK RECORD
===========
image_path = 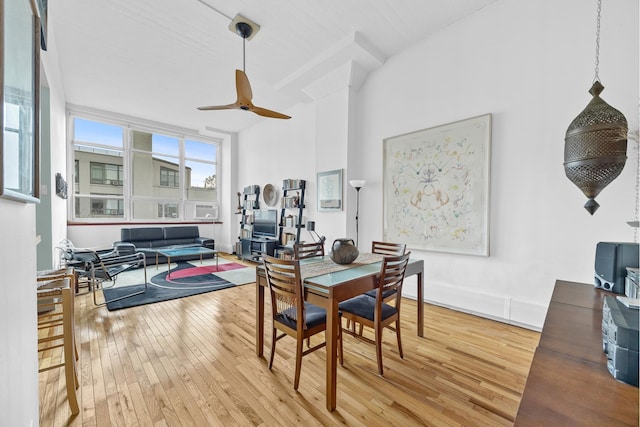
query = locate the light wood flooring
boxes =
[39,254,540,426]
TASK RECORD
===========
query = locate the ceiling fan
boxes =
[197,21,291,120]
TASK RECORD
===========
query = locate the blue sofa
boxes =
[115,226,215,265]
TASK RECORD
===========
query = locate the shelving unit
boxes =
[238,185,279,262]
[278,179,306,247]
[239,185,260,239]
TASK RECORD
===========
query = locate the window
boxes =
[69,113,220,222]
[160,167,179,187]
[90,162,123,185]
[0,0,39,203]
[157,203,179,218]
[90,198,124,217]
[72,118,124,220]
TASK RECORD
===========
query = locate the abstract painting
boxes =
[383,114,491,256]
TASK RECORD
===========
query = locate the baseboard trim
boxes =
[402,278,546,331]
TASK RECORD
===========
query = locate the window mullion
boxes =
[122,125,131,221]
[179,136,186,220]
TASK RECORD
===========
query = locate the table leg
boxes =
[417,271,424,337]
[166,256,171,278]
[156,252,159,270]
[255,281,265,357]
[325,295,338,411]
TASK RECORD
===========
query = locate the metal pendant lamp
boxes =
[564,0,628,215]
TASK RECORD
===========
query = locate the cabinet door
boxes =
[241,239,252,260]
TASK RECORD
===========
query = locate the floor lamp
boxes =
[349,180,366,248]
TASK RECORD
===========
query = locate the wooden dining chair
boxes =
[365,241,407,301]
[371,241,407,257]
[345,241,407,331]
[37,276,80,415]
[37,267,78,360]
[262,255,342,390]
[293,241,325,259]
[339,252,410,375]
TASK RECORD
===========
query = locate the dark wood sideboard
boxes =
[515,280,639,426]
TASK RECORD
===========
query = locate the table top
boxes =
[515,280,639,426]
[157,247,217,257]
[257,255,422,295]
[303,261,382,293]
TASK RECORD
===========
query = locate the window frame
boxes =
[67,109,221,223]
[159,166,179,188]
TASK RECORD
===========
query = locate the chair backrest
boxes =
[293,242,325,259]
[262,255,306,332]
[376,252,411,306]
[372,241,406,256]
[89,251,146,282]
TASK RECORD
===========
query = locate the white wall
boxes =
[355,0,639,328]
[236,102,320,247]
[238,0,639,329]
[0,201,39,427]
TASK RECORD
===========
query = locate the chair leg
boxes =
[375,324,384,376]
[294,336,304,390]
[62,288,80,415]
[338,324,344,366]
[396,319,403,359]
[268,327,277,370]
[70,283,80,387]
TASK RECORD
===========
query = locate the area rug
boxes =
[102,261,255,311]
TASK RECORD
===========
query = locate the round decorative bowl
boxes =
[329,238,359,265]
[263,184,277,207]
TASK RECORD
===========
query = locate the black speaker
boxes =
[595,242,640,294]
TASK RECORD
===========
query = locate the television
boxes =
[253,209,278,239]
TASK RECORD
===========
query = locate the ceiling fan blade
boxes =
[197,103,238,111]
[199,70,291,119]
[236,69,253,102]
[251,105,291,119]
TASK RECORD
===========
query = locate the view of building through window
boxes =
[71,115,219,221]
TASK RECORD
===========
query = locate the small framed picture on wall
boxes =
[317,169,342,211]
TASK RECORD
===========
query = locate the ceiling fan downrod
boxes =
[235,22,253,73]
[196,19,291,119]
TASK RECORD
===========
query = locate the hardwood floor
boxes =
[39,254,540,426]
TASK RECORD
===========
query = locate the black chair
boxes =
[339,252,410,375]
[58,240,147,306]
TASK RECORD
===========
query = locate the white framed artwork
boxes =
[383,114,492,256]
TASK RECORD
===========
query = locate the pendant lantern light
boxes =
[563,0,628,215]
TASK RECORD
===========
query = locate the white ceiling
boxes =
[49,0,498,134]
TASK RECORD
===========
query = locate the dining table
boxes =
[254,253,425,411]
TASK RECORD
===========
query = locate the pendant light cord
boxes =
[593,0,602,83]
[243,36,246,73]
